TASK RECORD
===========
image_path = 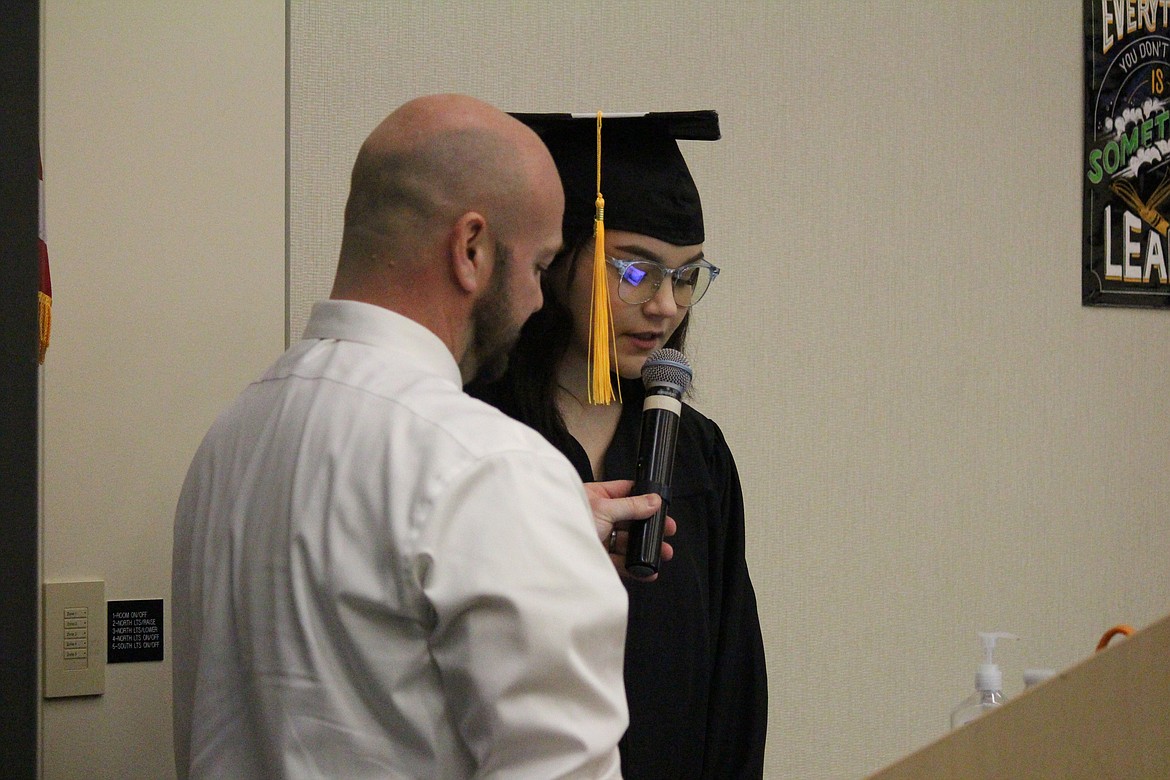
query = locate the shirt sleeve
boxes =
[416,447,629,779]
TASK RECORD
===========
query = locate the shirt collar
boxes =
[302,299,462,387]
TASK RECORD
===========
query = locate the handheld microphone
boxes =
[625,348,692,578]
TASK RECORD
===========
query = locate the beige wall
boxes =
[289,1,1170,777]
[40,1,1170,779]
[40,2,284,778]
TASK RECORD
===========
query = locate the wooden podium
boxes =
[867,614,1170,779]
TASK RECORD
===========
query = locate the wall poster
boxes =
[1084,1,1170,307]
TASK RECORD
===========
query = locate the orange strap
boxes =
[1095,624,1135,651]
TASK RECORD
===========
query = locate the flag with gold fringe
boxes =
[38,155,51,364]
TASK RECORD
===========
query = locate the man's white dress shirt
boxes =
[172,300,628,779]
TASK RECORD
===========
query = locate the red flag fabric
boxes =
[39,155,51,364]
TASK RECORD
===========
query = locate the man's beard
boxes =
[468,243,520,384]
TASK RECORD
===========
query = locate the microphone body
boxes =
[625,349,692,578]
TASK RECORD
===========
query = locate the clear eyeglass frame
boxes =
[605,256,721,307]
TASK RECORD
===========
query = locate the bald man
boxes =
[172,95,644,779]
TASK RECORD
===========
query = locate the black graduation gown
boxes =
[481,377,768,778]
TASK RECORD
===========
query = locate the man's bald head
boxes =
[332,94,561,300]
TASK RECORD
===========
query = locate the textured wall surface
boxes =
[291,3,1170,777]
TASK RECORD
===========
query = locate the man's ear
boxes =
[450,211,492,294]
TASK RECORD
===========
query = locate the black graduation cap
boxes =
[512,110,720,246]
[510,110,720,405]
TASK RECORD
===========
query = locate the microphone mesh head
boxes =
[642,348,693,392]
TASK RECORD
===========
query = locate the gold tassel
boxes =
[38,290,51,365]
[587,112,621,405]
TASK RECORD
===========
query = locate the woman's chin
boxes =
[616,357,648,380]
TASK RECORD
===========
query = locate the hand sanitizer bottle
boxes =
[950,631,1018,729]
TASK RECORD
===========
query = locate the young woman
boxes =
[471,112,767,778]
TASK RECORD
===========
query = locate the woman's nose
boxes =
[643,278,678,317]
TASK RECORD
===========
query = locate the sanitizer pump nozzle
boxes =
[951,631,1018,729]
[976,631,1016,692]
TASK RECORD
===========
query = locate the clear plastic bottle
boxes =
[950,631,1017,729]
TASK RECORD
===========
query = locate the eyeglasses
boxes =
[605,256,721,307]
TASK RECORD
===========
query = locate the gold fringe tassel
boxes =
[38,290,51,365]
[587,112,621,405]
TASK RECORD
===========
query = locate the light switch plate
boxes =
[43,580,105,697]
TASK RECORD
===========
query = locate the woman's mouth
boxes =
[625,332,662,351]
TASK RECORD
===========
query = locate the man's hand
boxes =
[584,479,676,582]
